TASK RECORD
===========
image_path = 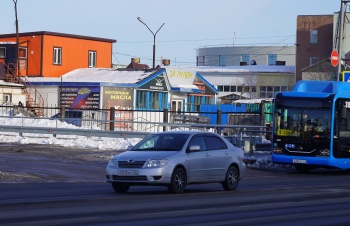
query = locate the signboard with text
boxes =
[165,67,196,86]
[138,72,168,91]
[60,86,100,109]
[102,87,134,130]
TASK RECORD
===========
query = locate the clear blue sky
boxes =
[1,0,341,66]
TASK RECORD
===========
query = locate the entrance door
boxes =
[171,100,183,113]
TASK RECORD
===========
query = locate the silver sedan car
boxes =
[106,131,245,194]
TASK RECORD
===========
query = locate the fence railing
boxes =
[0,105,272,153]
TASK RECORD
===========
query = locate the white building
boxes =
[196,45,296,67]
[188,66,296,103]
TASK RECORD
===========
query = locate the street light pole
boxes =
[13,0,20,82]
[137,17,165,69]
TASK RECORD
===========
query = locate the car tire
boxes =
[168,168,187,194]
[112,182,130,193]
[222,165,239,191]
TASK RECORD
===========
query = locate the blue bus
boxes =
[272,80,350,172]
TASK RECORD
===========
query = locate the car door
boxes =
[186,134,211,182]
[204,134,231,181]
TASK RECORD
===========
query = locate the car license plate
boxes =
[293,159,307,164]
[117,170,138,176]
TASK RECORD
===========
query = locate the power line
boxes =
[117,35,296,44]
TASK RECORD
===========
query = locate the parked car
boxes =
[50,110,83,127]
[106,131,246,194]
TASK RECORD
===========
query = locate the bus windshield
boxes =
[274,107,331,139]
[273,97,333,140]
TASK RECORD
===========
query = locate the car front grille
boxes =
[118,161,146,168]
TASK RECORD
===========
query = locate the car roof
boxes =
[154,131,219,136]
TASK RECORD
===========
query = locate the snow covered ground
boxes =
[0,108,289,170]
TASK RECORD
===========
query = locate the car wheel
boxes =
[112,182,130,193]
[222,166,239,191]
[168,168,187,194]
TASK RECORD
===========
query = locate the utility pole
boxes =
[337,1,346,81]
[13,0,20,82]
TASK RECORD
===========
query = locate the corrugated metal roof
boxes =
[27,68,154,84]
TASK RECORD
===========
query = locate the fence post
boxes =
[163,108,168,131]
[60,106,65,119]
[216,109,222,135]
[110,107,115,131]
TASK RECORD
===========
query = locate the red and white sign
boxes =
[331,49,339,67]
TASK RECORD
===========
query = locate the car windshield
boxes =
[132,134,190,151]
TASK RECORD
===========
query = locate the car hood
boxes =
[115,151,177,161]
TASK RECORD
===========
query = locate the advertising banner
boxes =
[60,86,100,109]
[102,87,134,130]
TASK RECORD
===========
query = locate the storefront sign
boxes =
[102,87,134,131]
[165,67,196,86]
[139,73,168,91]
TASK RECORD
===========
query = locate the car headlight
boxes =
[145,159,168,168]
[108,159,118,167]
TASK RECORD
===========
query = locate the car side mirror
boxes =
[127,145,134,151]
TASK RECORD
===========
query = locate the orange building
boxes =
[0,31,116,78]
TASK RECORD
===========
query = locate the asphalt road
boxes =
[1,144,350,225]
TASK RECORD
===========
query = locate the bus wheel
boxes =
[294,164,311,173]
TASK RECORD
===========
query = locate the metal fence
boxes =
[0,104,272,153]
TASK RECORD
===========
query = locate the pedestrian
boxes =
[18,101,23,108]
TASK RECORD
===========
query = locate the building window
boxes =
[217,86,223,92]
[53,47,62,65]
[187,95,214,112]
[268,54,277,65]
[88,51,96,68]
[19,47,27,59]
[136,91,147,109]
[204,56,208,66]
[310,57,317,65]
[241,54,250,63]
[230,86,236,92]
[219,55,226,66]
[281,86,288,92]
[260,86,289,98]
[136,90,167,110]
[310,30,318,44]
[0,47,6,58]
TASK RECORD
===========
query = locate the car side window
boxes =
[205,136,227,150]
[188,135,206,151]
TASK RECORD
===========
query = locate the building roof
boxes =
[189,65,296,73]
[26,67,217,94]
[27,68,156,87]
[0,31,116,43]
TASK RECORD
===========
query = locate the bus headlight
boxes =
[273,148,282,154]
